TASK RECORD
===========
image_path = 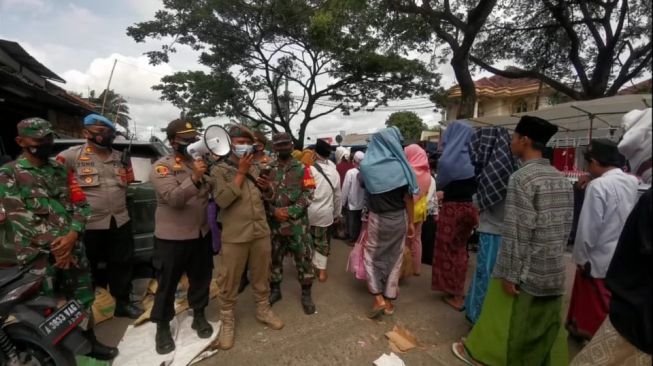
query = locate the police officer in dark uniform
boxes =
[150,119,214,354]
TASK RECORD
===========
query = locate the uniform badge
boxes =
[79,155,91,161]
[173,157,183,170]
[55,155,65,164]
[83,176,94,184]
[185,122,193,129]
[85,146,93,154]
[155,165,170,177]
[81,167,92,174]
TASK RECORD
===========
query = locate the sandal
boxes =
[443,296,465,312]
[367,305,386,319]
[451,342,482,366]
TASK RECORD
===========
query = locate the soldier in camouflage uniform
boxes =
[0,118,118,361]
[268,132,317,315]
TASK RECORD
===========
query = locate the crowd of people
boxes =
[0,108,650,365]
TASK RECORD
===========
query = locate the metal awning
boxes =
[468,94,652,140]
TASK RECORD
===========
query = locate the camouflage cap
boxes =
[16,117,54,138]
[272,132,292,145]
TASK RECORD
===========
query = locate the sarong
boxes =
[464,279,568,366]
[464,232,501,324]
[431,202,479,296]
[566,268,611,340]
[363,210,406,299]
[570,317,652,366]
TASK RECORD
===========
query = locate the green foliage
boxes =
[87,89,131,130]
[127,0,439,148]
[385,111,426,141]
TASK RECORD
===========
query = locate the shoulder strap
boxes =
[313,163,335,193]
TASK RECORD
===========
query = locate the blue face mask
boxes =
[233,144,253,158]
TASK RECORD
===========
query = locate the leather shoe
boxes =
[83,330,119,361]
[155,322,175,355]
[191,309,213,339]
[114,302,144,319]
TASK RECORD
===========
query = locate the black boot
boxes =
[155,322,175,355]
[301,284,316,315]
[191,309,213,339]
[237,271,250,294]
[114,301,144,319]
[269,282,282,306]
[83,329,119,360]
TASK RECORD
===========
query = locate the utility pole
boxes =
[100,59,117,115]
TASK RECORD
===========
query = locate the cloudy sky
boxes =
[0,0,463,142]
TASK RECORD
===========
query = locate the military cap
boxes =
[226,124,255,141]
[272,132,292,145]
[514,115,558,145]
[84,113,115,131]
[17,117,54,138]
[165,119,197,138]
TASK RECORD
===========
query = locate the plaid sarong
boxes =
[470,127,517,211]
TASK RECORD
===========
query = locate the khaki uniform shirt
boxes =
[150,155,210,241]
[211,161,273,244]
[56,143,129,230]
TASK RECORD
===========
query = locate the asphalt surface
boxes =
[96,239,582,365]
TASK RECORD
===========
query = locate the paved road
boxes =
[96,239,582,365]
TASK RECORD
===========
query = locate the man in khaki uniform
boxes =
[57,113,143,319]
[150,119,214,354]
[211,124,283,350]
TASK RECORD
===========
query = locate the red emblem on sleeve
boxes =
[67,170,86,203]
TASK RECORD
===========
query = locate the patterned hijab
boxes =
[470,127,518,211]
[360,127,419,195]
[436,120,475,188]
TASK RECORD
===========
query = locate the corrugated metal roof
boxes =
[0,39,65,83]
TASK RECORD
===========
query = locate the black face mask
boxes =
[175,138,198,157]
[88,130,115,148]
[277,149,292,160]
[28,142,54,162]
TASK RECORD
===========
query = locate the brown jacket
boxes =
[56,143,129,230]
[150,155,210,240]
[211,161,273,244]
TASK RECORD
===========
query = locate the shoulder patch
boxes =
[55,155,66,164]
[79,155,91,161]
[155,165,170,177]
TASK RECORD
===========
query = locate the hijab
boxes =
[404,144,431,199]
[360,127,419,195]
[437,120,475,188]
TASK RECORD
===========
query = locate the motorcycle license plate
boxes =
[38,300,85,343]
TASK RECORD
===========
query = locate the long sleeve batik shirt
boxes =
[493,158,574,297]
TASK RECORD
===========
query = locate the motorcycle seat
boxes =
[0,267,22,288]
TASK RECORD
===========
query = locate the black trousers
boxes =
[84,218,134,302]
[150,234,213,323]
[421,215,437,265]
[346,209,363,242]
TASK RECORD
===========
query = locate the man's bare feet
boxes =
[318,269,328,283]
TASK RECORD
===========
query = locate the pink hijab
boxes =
[404,144,431,199]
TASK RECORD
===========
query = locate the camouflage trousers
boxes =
[40,240,95,311]
[271,231,315,285]
[311,226,330,257]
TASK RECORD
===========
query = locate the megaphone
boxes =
[187,125,232,159]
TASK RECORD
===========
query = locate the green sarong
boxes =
[464,279,568,366]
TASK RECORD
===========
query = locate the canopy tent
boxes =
[468,94,652,146]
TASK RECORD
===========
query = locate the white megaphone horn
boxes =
[187,125,232,159]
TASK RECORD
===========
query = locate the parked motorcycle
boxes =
[0,256,91,366]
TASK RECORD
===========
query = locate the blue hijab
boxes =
[436,120,475,188]
[360,127,419,195]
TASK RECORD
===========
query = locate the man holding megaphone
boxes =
[210,124,284,350]
[149,119,214,355]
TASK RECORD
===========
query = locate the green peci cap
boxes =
[16,117,54,138]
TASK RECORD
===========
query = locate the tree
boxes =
[383,0,497,118]
[385,111,427,140]
[471,0,652,100]
[127,0,439,148]
[85,89,132,130]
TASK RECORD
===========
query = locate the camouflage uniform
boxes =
[268,155,315,285]
[0,118,94,310]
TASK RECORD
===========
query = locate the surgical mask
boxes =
[233,144,254,158]
[28,142,54,162]
[88,130,115,148]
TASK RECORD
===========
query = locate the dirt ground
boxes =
[96,240,582,365]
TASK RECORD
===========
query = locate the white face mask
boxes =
[233,144,253,158]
